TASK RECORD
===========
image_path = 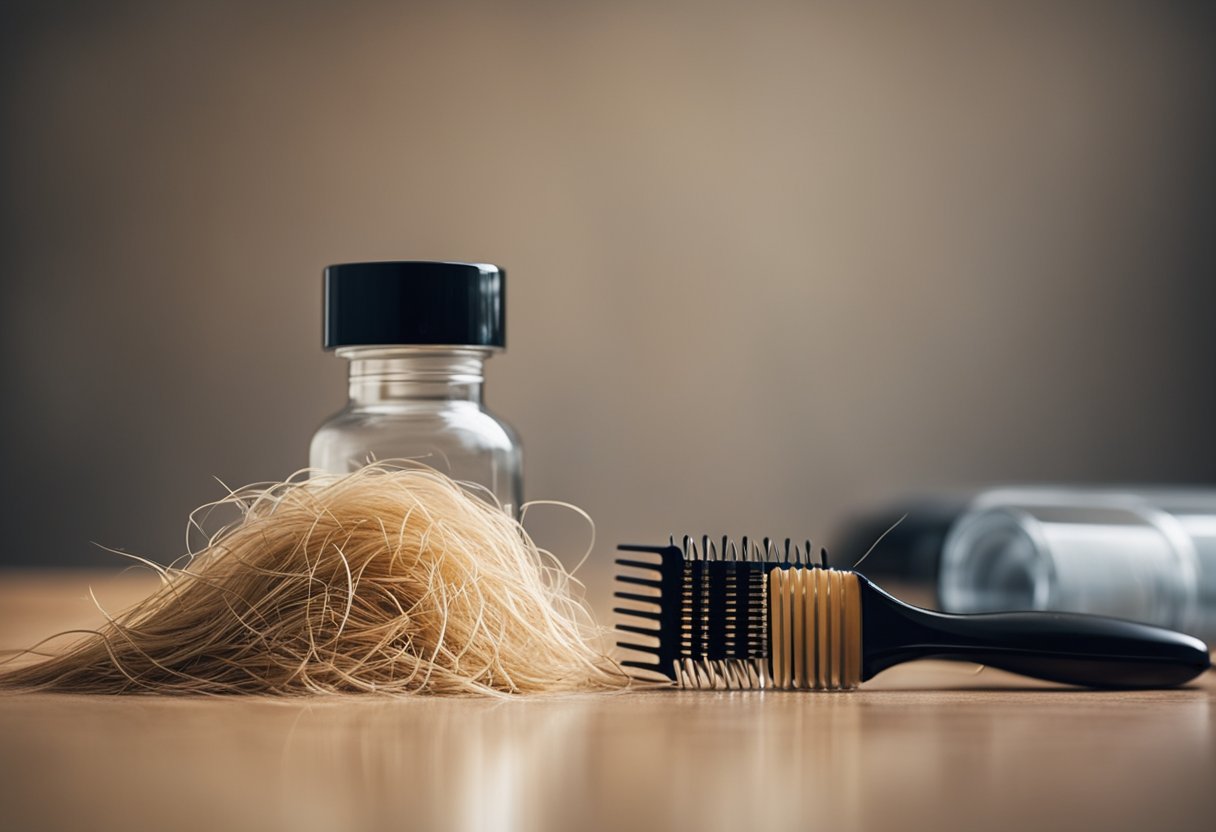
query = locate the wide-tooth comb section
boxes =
[613,541,685,680]
[615,536,830,688]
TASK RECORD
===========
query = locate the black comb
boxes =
[617,536,1212,690]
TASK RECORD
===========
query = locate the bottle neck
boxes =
[337,346,493,406]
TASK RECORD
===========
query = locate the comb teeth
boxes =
[615,536,832,688]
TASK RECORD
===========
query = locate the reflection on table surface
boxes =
[1,573,1213,832]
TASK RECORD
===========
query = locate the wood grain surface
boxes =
[1,571,1213,832]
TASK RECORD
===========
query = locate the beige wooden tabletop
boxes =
[1,571,1213,832]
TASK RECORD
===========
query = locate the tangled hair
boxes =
[0,464,627,696]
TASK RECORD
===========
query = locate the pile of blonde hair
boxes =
[0,464,627,696]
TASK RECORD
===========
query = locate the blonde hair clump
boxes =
[0,463,627,697]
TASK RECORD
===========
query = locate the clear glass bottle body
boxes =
[309,346,523,517]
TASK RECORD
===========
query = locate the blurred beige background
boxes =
[1,1,1213,619]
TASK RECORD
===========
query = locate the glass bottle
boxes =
[309,262,523,516]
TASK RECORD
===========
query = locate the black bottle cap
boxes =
[323,261,505,349]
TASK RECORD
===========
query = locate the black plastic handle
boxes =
[857,576,1211,688]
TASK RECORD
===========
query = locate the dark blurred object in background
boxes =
[830,496,970,608]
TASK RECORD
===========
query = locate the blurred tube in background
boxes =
[939,488,1216,642]
[833,487,1216,642]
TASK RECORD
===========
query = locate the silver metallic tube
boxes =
[939,487,1216,642]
